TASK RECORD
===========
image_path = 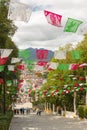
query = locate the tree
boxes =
[0,0,19,113]
[0,0,18,50]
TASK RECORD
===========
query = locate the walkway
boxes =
[9,113,87,130]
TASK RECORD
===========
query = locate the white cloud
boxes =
[12,0,87,51]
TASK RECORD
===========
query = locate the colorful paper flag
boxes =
[34,65,44,71]
[11,57,21,63]
[0,49,12,65]
[57,64,69,71]
[44,10,62,27]
[28,65,34,70]
[48,62,58,70]
[64,18,83,33]
[79,63,87,68]
[0,65,4,72]
[37,61,48,66]
[19,50,30,59]
[0,57,8,65]
[8,1,32,22]
[71,50,82,59]
[0,78,4,84]
[6,80,12,86]
[8,65,14,71]
[54,50,66,59]
[0,49,13,58]
[17,64,24,70]
[36,49,48,60]
[69,64,79,70]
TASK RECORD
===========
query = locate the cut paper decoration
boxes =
[37,61,48,66]
[57,64,69,71]
[8,1,32,22]
[25,60,35,65]
[0,78,4,84]
[0,57,8,65]
[0,65,4,72]
[69,64,79,70]
[0,49,13,58]
[8,65,14,71]
[6,80,12,86]
[44,10,62,27]
[71,50,82,59]
[11,57,21,63]
[79,63,87,68]
[54,50,66,59]
[28,65,34,70]
[34,65,44,71]
[0,49,13,65]
[64,18,83,33]
[36,49,48,60]
[48,62,58,70]
[19,50,30,59]
[17,64,24,70]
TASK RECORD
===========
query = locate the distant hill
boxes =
[19,47,54,62]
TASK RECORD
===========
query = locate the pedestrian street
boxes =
[9,113,87,130]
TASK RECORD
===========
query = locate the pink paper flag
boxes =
[36,49,48,60]
[44,10,62,27]
[37,61,47,66]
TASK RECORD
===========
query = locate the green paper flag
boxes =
[57,64,69,71]
[71,50,82,59]
[6,80,12,86]
[28,65,34,70]
[59,90,62,94]
[0,65,4,72]
[64,18,83,33]
[19,49,30,59]
[25,60,35,65]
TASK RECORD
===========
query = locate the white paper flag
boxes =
[8,1,32,22]
[48,62,58,70]
[8,65,14,71]
[0,49,13,58]
[34,65,44,71]
[11,57,21,63]
[54,50,66,59]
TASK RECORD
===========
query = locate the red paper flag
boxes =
[36,49,48,60]
[17,64,24,70]
[37,61,48,66]
[0,57,8,65]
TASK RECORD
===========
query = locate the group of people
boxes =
[14,107,30,115]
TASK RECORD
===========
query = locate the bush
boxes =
[77,106,85,119]
[0,110,13,130]
[84,107,87,119]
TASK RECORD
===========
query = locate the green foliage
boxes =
[77,105,85,118]
[0,110,13,130]
[0,0,18,56]
[77,105,87,119]
[0,0,19,114]
[39,34,87,112]
[84,106,87,119]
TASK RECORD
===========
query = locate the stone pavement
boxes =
[9,112,87,130]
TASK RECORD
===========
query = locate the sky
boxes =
[11,0,87,51]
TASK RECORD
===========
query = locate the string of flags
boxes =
[7,1,83,33]
[29,81,87,99]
